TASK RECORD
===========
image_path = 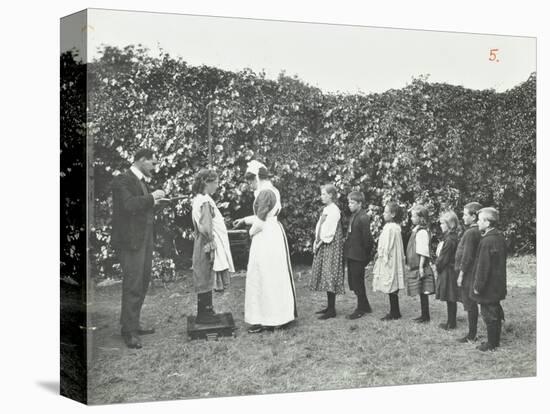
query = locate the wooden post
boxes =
[86,117,96,368]
[207,102,213,168]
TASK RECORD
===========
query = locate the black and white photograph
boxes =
[59,6,537,406]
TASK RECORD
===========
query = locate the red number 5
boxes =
[489,48,499,62]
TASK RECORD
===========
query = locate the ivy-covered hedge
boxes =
[60,46,536,282]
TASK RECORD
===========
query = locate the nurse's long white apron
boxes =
[244,187,297,326]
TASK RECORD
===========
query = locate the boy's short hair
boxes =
[479,207,499,227]
[464,202,483,220]
[411,204,430,227]
[440,210,459,230]
[348,191,365,205]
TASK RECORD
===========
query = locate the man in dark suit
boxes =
[344,191,374,319]
[111,148,165,349]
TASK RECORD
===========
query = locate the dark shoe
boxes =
[381,313,400,321]
[346,309,367,320]
[412,315,425,322]
[315,307,329,315]
[122,332,142,349]
[483,321,500,350]
[247,324,263,334]
[137,327,155,335]
[439,322,456,330]
[414,316,430,323]
[476,341,496,352]
[203,304,217,316]
[318,309,336,320]
[457,334,477,343]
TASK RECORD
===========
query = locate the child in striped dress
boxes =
[310,184,345,319]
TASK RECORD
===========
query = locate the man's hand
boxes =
[233,218,245,228]
[152,190,166,206]
[152,189,166,200]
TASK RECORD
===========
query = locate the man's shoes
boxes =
[346,309,367,320]
[318,309,336,320]
[137,327,155,335]
[122,332,142,349]
[315,307,329,315]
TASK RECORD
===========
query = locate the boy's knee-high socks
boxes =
[420,293,430,321]
[389,292,401,318]
[446,301,457,328]
[468,306,478,339]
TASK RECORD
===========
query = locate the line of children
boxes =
[311,192,507,352]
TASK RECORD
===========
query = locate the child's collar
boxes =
[483,227,495,235]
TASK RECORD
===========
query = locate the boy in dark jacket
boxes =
[455,202,482,343]
[344,191,374,319]
[470,207,507,351]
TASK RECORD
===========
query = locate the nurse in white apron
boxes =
[233,161,297,333]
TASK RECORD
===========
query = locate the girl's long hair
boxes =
[192,169,218,194]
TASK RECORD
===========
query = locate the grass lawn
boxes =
[87,255,536,404]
